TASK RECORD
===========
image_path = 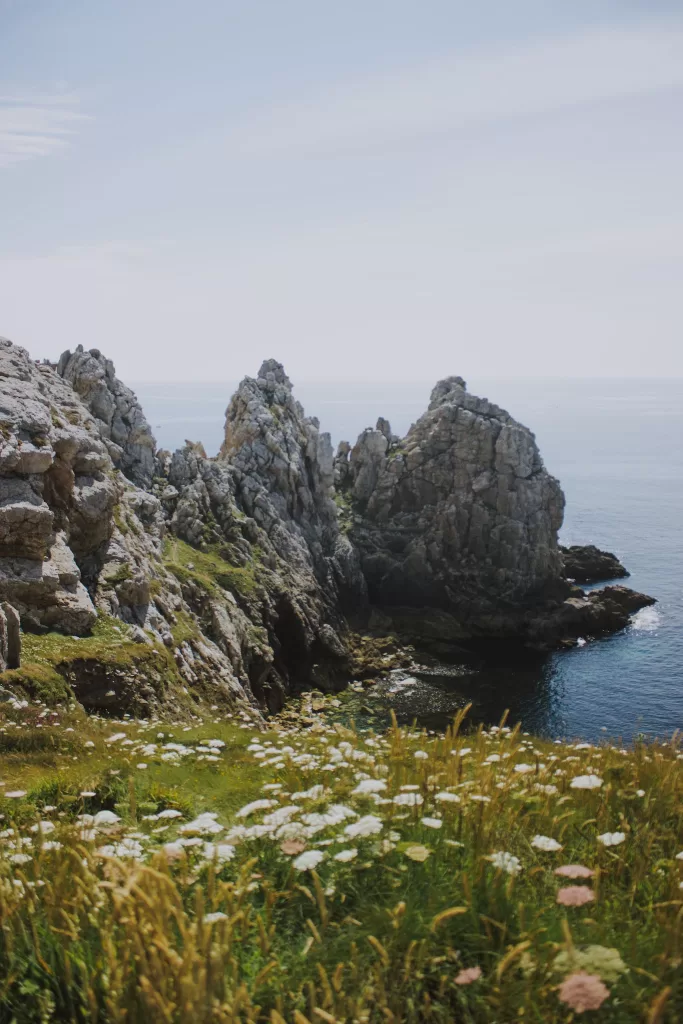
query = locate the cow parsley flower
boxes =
[570,775,603,790]
[531,835,562,852]
[597,831,626,847]
[293,849,325,871]
[488,851,522,875]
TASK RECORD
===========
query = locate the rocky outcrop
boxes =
[340,377,566,633]
[336,376,652,647]
[560,544,629,583]
[57,345,156,489]
[0,335,657,711]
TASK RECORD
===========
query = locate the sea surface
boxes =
[133,377,683,744]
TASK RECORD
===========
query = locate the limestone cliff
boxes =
[0,338,655,714]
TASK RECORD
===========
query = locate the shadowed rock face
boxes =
[340,376,567,632]
[560,545,629,583]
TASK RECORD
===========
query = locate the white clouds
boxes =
[233,18,683,157]
[0,91,88,168]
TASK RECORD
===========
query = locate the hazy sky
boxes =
[1,0,681,382]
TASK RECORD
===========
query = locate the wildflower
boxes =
[40,841,62,851]
[557,972,609,1013]
[30,821,55,835]
[352,779,387,795]
[105,733,127,744]
[203,843,235,863]
[280,839,307,856]
[434,791,460,803]
[399,784,420,791]
[570,775,603,790]
[93,810,120,826]
[555,864,595,879]
[136,763,148,770]
[393,793,424,807]
[157,809,183,819]
[675,851,683,861]
[414,750,429,760]
[80,791,96,797]
[514,763,534,774]
[162,841,186,861]
[454,966,482,985]
[344,815,383,838]
[293,849,325,871]
[554,946,627,984]
[9,853,32,864]
[421,817,442,829]
[334,848,358,862]
[404,844,431,862]
[203,911,228,923]
[597,831,626,847]
[531,835,563,852]
[557,886,596,907]
[235,799,277,818]
[291,785,325,802]
[469,794,491,803]
[488,851,522,875]
[5,791,26,799]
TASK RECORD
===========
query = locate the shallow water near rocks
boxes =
[136,376,683,743]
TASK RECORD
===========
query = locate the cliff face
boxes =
[0,337,655,713]
[340,377,566,635]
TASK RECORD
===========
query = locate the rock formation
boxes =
[57,345,156,489]
[0,337,656,714]
[337,376,652,645]
[560,544,629,583]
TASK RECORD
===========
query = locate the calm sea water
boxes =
[134,377,683,743]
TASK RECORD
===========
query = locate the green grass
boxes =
[0,702,681,1022]
[164,536,261,600]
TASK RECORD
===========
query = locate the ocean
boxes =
[133,377,683,743]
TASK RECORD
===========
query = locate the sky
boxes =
[0,0,682,383]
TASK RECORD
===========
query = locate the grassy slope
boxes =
[0,700,681,1023]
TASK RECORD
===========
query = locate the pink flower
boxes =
[454,966,482,985]
[554,864,595,879]
[556,886,596,907]
[558,972,610,1012]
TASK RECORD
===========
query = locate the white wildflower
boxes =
[570,775,603,790]
[531,835,563,852]
[488,851,522,875]
[334,848,358,862]
[421,817,442,829]
[344,814,383,838]
[293,849,325,871]
[597,831,626,847]
[393,793,424,807]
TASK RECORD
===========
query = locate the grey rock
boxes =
[57,345,156,488]
[0,602,20,670]
[560,544,629,583]
[342,375,568,636]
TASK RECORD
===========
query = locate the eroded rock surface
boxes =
[0,336,656,712]
[340,377,566,634]
[560,544,629,583]
[57,345,156,489]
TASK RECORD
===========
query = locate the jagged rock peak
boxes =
[256,359,293,392]
[428,375,467,409]
[344,374,566,631]
[57,345,156,489]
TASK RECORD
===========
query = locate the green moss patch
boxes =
[164,536,261,600]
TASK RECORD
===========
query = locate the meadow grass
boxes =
[0,697,681,1023]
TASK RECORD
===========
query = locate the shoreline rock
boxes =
[0,337,656,711]
[560,544,630,583]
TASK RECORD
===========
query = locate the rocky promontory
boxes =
[0,338,655,713]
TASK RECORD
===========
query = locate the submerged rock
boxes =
[560,544,629,583]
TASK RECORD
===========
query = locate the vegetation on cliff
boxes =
[0,698,680,1023]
